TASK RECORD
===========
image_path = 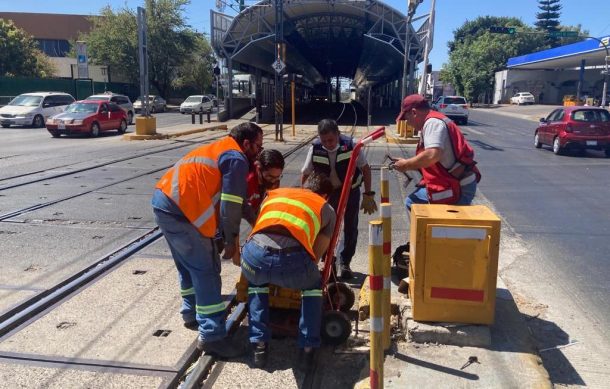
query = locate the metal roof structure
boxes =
[211,0,427,89]
[507,36,610,70]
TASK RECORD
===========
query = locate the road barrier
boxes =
[368,220,384,389]
[190,111,211,124]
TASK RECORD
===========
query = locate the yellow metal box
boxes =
[408,204,501,325]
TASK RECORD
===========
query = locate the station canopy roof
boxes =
[211,0,425,88]
[507,36,610,70]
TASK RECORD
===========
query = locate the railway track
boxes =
[0,103,365,388]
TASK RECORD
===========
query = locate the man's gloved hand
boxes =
[222,241,241,266]
[361,192,378,215]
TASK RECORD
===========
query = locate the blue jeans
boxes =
[241,238,322,348]
[152,191,226,342]
[328,187,360,267]
[405,181,477,211]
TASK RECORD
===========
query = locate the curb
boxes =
[122,124,228,141]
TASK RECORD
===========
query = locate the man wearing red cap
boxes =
[392,94,481,210]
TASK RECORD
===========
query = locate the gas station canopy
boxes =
[507,36,610,70]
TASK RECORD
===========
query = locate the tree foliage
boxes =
[82,0,212,98]
[0,18,56,77]
[172,32,215,94]
[535,0,562,47]
[444,16,545,103]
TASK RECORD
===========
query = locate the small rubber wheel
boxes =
[321,310,351,345]
[327,282,355,312]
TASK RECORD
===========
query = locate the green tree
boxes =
[173,32,215,94]
[0,18,55,77]
[82,0,204,98]
[535,0,562,47]
[445,16,546,103]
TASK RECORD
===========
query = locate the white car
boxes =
[85,93,134,124]
[510,92,535,105]
[432,95,469,124]
[180,95,214,114]
[0,92,75,128]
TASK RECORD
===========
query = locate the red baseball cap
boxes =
[396,94,429,121]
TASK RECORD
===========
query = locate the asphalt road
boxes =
[462,111,610,328]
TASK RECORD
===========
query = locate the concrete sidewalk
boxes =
[470,104,562,122]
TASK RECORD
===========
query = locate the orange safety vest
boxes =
[250,188,326,261]
[156,136,244,238]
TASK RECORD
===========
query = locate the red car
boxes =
[45,100,128,138]
[534,106,610,156]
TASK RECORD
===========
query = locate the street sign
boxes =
[75,41,89,79]
[271,59,286,74]
[549,30,578,38]
[489,26,516,34]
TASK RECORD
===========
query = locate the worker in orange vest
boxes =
[240,172,336,370]
[151,122,263,358]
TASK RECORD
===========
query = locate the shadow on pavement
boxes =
[394,352,479,380]
[492,289,584,386]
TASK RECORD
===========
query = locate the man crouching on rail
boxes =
[240,172,336,370]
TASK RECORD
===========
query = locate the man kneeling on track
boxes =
[240,172,336,370]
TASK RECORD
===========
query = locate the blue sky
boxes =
[1,0,609,69]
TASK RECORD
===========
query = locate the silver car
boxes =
[432,96,469,125]
[133,95,166,113]
[85,93,134,124]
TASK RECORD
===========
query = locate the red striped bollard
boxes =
[369,220,384,389]
[380,167,389,203]
[381,203,392,351]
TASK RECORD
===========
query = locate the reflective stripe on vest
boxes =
[250,188,326,261]
[180,287,195,297]
[259,197,321,245]
[312,155,330,165]
[248,287,269,294]
[170,156,218,203]
[336,151,352,163]
[196,302,225,316]
[302,289,323,297]
[221,193,244,205]
[193,192,221,228]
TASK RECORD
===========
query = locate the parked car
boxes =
[205,94,219,107]
[45,100,128,138]
[510,92,535,105]
[133,95,166,113]
[0,92,75,128]
[180,95,214,114]
[431,95,469,124]
[534,106,610,156]
[85,93,134,124]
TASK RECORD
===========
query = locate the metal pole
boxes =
[401,12,413,101]
[367,87,372,127]
[137,7,149,117]
[417,0,435,96]
[274,0,284,141]
[291,78,296,137]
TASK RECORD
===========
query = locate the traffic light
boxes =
[489,26,516,34]
[426,63,432,74]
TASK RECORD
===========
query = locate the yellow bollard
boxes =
[369,220,384,389]
[380,167,389,204]
[380,203,392,351]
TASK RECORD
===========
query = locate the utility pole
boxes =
[418,0,436,96]
[402,0,422,101]
[274,0,284,141]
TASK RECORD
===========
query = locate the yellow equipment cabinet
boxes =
[409,204,501,325]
